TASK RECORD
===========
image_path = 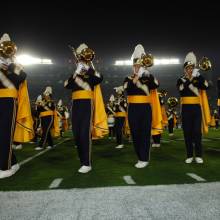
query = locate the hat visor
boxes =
[184,63,195,69]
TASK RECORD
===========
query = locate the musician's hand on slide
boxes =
[14,64,24,75]
[75,62,89,74]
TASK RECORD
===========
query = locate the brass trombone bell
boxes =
[80,48,95,62]
[141,53,154,67]
[198,56,212,71]
[167,97,178,108]
[0,41,17,58]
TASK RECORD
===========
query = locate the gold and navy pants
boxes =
[72,99,93,166]
[0,98,17,170]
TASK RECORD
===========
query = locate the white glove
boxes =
[192,68,200,77]
[0,57,10,70]
[137,66,148,77]
[64,111,70,119]
[14,64,24,75]
[142,69,150,77]
[75,62,90,74]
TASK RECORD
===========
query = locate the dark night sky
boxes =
[2,2,220,68]
[1,1,219,103]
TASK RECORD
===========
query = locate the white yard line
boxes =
[123,176,136,185]
[186,173,206,182]
[201,138,211,142]
[161,140,170,143]
[49,178,63,189]
[19,138,70,166]
[210,137,220,140]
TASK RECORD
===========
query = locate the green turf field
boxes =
[0,129,219,191]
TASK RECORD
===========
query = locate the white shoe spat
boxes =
[78,166,92,174]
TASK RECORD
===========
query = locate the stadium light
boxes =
[16,54,53,66]
[114,58,180,66]
[115,60,132,66]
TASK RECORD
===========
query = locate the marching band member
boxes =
[64,43,106,174]
[166,108,177,136]
[106,94,115,140]
[57,99,69,137]
[177,52,210,164]
[152,90,168,147]
[113,86,127,149]
[211,109,219,129]
[175,111,180,129]
[123,44,160,168]
[0,33,33,179]
[210,109,216,128]
[166,107,177,136]
[214,109,219,129]
[30,95,41,143]
[166,97,178,137]
[35,86,56,150]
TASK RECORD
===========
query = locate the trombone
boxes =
[68,45,96,70]
[167,97,178,108]
[198,56,212,71]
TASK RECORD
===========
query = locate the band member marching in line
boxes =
[30,95,42,144]
[210,109,216,128]
[0,33,33,179]
[113,86,127,149]
[64,43,107,174]
[123,44,161,168]
[177,52,211,164]
[152,90,168,148]
[166,97,178,137]
[57,99,69,137]
[166,107,177,136]
[175,111,180,129]
[210,109,219,129]
[106,94,115,140]
[35,86,58,150]
[213,109,219,129]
